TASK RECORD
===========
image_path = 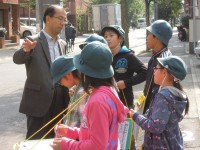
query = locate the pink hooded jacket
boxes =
[60,86,129,150]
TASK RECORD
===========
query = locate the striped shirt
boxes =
[42,30,61,62]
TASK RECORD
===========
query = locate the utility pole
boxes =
[36,0,40,32]
[189,0,197,54]
[58,0,65,40]
[192,0,196,54]
[28,0,30,25]
[36,0,43,30]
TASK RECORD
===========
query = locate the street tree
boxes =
[120,0,129,47]
[157,0,182,26]
[91,0,117,4]
[144,0,152,27]
[145,0,182,25]
[19,0,36,26]
[19,0,36,9]
[144,0,182,50]
[89,0,144,48]
[128,0,145,29]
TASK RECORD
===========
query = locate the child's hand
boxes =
[50,138,62,150]
[50,137,71,150]
[117,80,126,90]
[54,124,68,138]
[69,85,77,97]
[129,109,135,119]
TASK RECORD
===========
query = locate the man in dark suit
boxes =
[13,5,70,139]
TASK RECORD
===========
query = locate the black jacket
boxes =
[113,49,147,108]
[143,47,172,113]
[65,25,76,39]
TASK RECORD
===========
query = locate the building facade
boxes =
[36,0,90,35]
[0,0,20,47]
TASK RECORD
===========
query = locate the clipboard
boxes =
[13,139,53,150]
[118,118,134,150]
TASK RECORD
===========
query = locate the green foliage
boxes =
[181,15,190,29]
[0,28,7,37]
[127,0,145,28]
[145,0,182,22]
[91,0,119,5]
[19,0,36,9]
[157,3,172,21]
[157,0,182,19]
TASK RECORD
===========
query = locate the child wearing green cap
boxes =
[129,56,189,150]
[51,41,129,150]
[79,34,107,49]
[52,34,109,138]
[143,20,173,113]
[50,55,89,136]
[101,25,147,109]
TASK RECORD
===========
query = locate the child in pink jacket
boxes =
[51,41,129,150]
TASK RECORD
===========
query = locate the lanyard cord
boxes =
[29,91,90,150]
[13,89,92,150]
[121,74,154,109]
[137,75,154,110]
[67,84,81,125]
[145,75,154,99]
[122,89,129,108]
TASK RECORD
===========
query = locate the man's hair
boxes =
[43,5,65,23]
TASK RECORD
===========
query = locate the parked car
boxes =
[194,40,200,58]
[20,22,37,38]
[19,18,37,38]
[20,17,36,26]
[137,18,146,29]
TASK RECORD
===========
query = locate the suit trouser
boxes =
[26,86,69,140]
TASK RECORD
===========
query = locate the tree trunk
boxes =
[145,1,150,27]
[121,0,129,48]
[145,0,150,51]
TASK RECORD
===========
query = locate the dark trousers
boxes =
[26,86,70,140]
[26,114,56,139]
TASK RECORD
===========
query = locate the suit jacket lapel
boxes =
[39,32,51,65]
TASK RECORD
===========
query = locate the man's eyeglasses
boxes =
[53,16,67,23]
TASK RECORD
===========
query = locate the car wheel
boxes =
[23,31,32,38]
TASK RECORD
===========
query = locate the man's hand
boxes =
[22,38,37,53]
